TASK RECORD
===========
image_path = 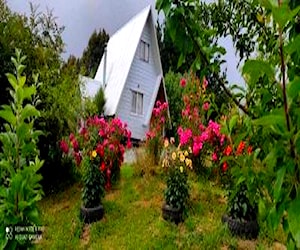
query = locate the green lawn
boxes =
[35,165,283,249]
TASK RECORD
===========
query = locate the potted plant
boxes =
[60,116,131,223]
[221,141,260,239]
[161,139,192,224]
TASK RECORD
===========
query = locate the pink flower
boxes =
[60,140,69,154]
[69,133,75,142]
[156,100,161,107]
[202,102,210,111]
[178,128,192,145]
[180,78,187,87]
[203,77,208,89]
[160,116,165,123]
[71,139,79,152]
[199,131,209,142]
[208,120,220,136]
[109,144,115,152]
[73,151,82,166]
[192,142,203,156]
[212,152,218,162]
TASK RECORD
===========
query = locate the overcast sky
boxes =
[7,0,244,86]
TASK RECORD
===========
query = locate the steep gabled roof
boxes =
[94,5,153,116]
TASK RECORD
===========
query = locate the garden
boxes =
[1,0,300,249]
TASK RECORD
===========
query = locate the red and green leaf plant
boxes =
[61,116,131,194]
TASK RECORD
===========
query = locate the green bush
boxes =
[0,50,44,249]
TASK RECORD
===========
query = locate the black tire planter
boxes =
[80,204,104,224]
[162,203,183,224]
[222,214,259,239]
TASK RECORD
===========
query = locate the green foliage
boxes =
[162,143,192,210]
[94,87,105,115]
[80,29,109,77]
[164,71,184,137]
[0,1,83,192]
[0,50,44,249]
[81,158,105,208]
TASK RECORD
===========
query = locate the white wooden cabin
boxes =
[81,5,169,141]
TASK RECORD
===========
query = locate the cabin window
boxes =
[139,40,149,62]
[131,90,143,115]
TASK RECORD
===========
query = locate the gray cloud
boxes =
[7,0,243,85]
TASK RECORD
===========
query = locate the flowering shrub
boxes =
[162,139,192,210]
[146,100,168,165]
[61,116,131,190]
[177,74,226,176]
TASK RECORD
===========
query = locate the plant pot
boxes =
[222,214,259,239]
[162,203,183,224]
[80,204,104,224]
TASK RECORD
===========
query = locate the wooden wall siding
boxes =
[117,14,160,140]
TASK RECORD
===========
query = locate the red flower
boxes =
[180,78,187,87]
[71,139,79,152]
[222,162,228,172]
[100,162,106,172]
[202,102,210,111]
[69,133,75,142]
[247,146,253,155]
[236,141,246,155]
[60,140,69,154]
[224,145,232,156]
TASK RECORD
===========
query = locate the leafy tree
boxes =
[157,0,300,246]
[80,29,109,77]
[0,1,83,192]
[0,50,44,249]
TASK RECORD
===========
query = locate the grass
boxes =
[35,164,283,249]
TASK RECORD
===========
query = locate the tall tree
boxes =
[80,29,109,77]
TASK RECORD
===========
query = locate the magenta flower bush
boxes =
[60,116,131,190]
[145,100,168,165]
[177,74,226,176]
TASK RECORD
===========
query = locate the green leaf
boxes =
[23,86,36,101]
[253,114,285,128]
[229,115,238,134]
[5,73,17,90]
[288,196,300,248]
[287,77,300,99]
[0,109,16,126]
[19,76,26,88]
[258,198,267,220]
[274,166,286,202]
[286,34,300,55]
[20,104,40,122]
[272,4,291,28]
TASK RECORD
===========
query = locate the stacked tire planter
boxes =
[80,205,104,224]
[222,214,259,239]
[162,203,183,224]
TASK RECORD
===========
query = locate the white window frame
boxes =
[131,90,143,115]
[139,40,149,62]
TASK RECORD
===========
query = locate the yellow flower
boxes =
[185,159,192,169]
[91,150,97,158]
[188,147,192,153]
[172,152,176,160]
[184,150,188,156]
[164,139,169,148]
[180,154,185,162]
[180,166,184,173]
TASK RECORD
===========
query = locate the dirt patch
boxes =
[237,240,257,250]
[80,224,90,247]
